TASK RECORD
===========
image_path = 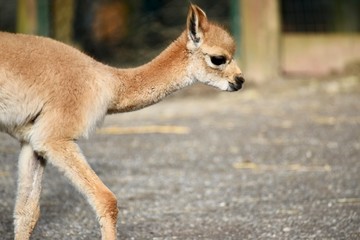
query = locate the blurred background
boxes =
[0,2,359,238]
[0,0,359,81]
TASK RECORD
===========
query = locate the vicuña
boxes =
[0,4,244,240]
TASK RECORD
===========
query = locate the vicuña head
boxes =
[185,4,244,92]
[110,4,244,112]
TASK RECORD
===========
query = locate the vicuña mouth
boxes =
[228,82,243,91]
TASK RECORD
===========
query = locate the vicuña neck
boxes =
[107,32,193,114]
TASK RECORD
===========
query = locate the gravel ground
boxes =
[0,76,359,239]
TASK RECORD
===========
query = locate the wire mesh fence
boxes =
[281,0,360,33]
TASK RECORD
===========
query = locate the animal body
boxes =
[0,4,244,239]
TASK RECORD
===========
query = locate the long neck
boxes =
[107,32,193,114]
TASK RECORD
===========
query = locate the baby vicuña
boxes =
[0,4,244,240]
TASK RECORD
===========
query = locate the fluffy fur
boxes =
[0,4,243,240]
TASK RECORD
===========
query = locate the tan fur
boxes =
[0,4,243,240]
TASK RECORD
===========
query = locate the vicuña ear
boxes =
[186,4,208,50]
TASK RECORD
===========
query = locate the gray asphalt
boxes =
[1,76,359,239]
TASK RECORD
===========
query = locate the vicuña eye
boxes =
[210,55,227,66]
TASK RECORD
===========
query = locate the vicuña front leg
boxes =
[36,140,118,240]
[14,143,45,240]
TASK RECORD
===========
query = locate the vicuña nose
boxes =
[235,75,245,85]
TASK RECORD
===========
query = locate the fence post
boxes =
[37,0,50,36]
[231,0,242,62]
[16,0,37,34]
[53,0,75,43]
[240,0,280,83]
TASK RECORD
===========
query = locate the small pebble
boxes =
[283,227,291,233]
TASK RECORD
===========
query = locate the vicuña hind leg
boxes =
[14,143,45,240]
[35,140,118,240]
